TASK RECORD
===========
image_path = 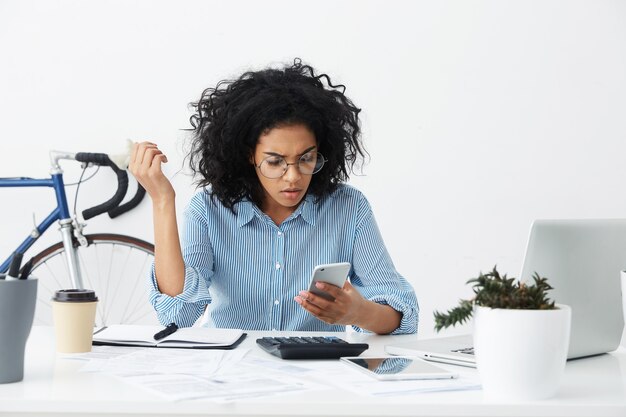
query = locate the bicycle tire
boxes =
[27,233,158,327]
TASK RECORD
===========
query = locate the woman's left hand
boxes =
[294,281,366,326]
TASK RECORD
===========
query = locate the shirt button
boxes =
[275,262,281,269]
[277,231,282,236]
[272,328,276,331]
[274,300,280,305]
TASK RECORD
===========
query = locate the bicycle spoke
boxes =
[43,255,66,290]
[104,245,116,326]
[32,250,71,325]
[125,307,156,324]
[78,248,96,293]
[117,246,138,324]
[30,235,157,326]
[93,243,104,323]
[101,243,116,326]
[77,247,105,326]
[121,253,152,323]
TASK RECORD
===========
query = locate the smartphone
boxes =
[307,262,351,301]
[340,356,459,381]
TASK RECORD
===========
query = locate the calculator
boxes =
[256,336,369,359]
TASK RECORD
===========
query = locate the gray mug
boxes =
[0,278,37,383]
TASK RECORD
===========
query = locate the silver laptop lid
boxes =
[385,219,625,365]
[519,219,625,359]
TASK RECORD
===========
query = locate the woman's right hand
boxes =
[129,141,175,204]
[130,141,185,297]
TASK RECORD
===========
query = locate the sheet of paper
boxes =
[61,345,144,362]
[80,347,247,377]
[123,370,320,402]
[77,348,480,402]
[79,349,324,402]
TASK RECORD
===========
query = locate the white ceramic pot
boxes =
[473,304,571,401]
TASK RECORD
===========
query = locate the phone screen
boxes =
[342,356,457,380]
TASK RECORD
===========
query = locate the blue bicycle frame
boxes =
[0,159,83,288]
[0,174,70,271]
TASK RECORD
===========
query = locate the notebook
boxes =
[93,325,246,349]
[386,219,626,367]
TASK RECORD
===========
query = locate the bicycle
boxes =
[0,149,157,326]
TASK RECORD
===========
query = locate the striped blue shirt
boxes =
[149,184,419,334]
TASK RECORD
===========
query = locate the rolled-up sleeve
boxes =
[148,193,215,327]
[350,194,419,335]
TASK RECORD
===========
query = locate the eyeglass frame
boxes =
[253,151,327,179]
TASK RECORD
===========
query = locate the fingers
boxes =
[296,288,344,325]
[295,295,321,314]
[142,148,166,170]
[150,153,167,173]
[131,141,156,165]
[130,141,168,176]
[128,141,174,201]
[314,282,343,300]
[296,280,364,326]
[294,295,336,324]
[297,290,332,309]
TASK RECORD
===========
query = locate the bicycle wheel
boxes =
[28,233,159,327]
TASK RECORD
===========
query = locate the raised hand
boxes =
[129,141,175,204]
[129,141,185,296]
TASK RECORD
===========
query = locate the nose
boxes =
[282,162,302,182]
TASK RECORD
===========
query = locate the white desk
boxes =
[0,327,625,417]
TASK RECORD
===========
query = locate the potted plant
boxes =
[433,266,571,401]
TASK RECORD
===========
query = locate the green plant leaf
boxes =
[433,266,557,331]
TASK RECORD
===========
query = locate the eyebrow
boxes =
[263,146,316,158]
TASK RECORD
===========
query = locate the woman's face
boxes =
[252,124,317,215]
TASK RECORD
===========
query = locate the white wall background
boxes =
[1,0,625,338]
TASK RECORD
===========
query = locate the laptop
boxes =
[386,219,626,367]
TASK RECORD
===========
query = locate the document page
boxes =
[78,347,324,401]
[76,345,480,402]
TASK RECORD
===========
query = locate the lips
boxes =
[281,189,302,200]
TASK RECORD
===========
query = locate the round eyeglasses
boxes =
[254,151,326,179]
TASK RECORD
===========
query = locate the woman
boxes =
[130,59,418,334]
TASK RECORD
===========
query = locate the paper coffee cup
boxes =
[52,289,98,353]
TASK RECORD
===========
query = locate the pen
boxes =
[19,258,33,280]
[5,252,23,281]
[153,323,178,341]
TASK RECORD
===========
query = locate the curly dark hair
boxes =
[187,58,366,209]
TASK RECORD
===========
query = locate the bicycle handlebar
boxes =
[74,152,145,220]
[108,184,146,219]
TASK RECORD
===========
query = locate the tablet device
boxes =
[340,356,458,380]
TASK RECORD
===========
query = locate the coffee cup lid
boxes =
[52,289,98,302]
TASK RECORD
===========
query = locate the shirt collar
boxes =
[297,193,317,226]
[235,200,255,227]
[235,193,317,228]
